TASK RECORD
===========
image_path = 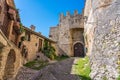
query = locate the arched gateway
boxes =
[3,49,16,79]
[74,43,84,57]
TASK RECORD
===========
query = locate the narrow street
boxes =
[16,58,81,80]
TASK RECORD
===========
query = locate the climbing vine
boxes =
[42,40,56,60]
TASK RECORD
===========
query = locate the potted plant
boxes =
[21,36,26,41]
[16,23,25,34]
[8,8,16,20]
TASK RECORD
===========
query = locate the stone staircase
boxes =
[16,58,81,80]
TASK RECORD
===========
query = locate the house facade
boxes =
[19,25,56,62]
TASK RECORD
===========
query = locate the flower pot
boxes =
[8,8,15,15]
[8,8,16,20]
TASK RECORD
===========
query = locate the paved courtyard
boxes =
[16,58,81,80]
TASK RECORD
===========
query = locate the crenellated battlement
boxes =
[59,10,83,23]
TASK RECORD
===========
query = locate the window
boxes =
[25,32,31,41]
[18,42,21,48]
[35,43,37,46]
[49,35,52,37]
[28,34,30,41]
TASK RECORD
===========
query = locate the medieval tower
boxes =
[49,10,85,57]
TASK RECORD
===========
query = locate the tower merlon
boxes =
[74,10,78,16]
[60,13,64,19]
[30,25,35,31]
[66,11,70,17]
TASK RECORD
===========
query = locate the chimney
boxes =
[74,10,78,16]
[30,25,35,31]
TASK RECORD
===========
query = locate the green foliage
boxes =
[55,55,69,61]
[24,60,48,70]
[117,75,120,80]
[102,76,108,80]
[19,23,25,33]
[21,36,26,41]
[16,9,20,18]
[72,56,91,80]
[42,40,56,60]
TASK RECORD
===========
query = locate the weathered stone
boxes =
[84,0,120,79]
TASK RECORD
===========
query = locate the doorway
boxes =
[74,43,84,57]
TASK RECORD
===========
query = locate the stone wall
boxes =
[0,30,22,80]
[72,29,84,44]
[84,0,120,79]
[0,0,10,37]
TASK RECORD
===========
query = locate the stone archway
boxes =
[74,43,84,57]
[3,49,16,80]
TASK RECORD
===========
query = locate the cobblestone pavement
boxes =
[15,58,81,80]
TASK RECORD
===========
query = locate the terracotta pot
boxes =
[8,8,16,20]
[8,8,15,15]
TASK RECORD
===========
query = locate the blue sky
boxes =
[14,0,85,37]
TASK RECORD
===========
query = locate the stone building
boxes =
[49,11,85,57]
[0,0,23,79]
[84,0,120,79]
[19,25,56,62]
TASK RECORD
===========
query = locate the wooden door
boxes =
[38,39,42,51]
[74,43,84,57]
